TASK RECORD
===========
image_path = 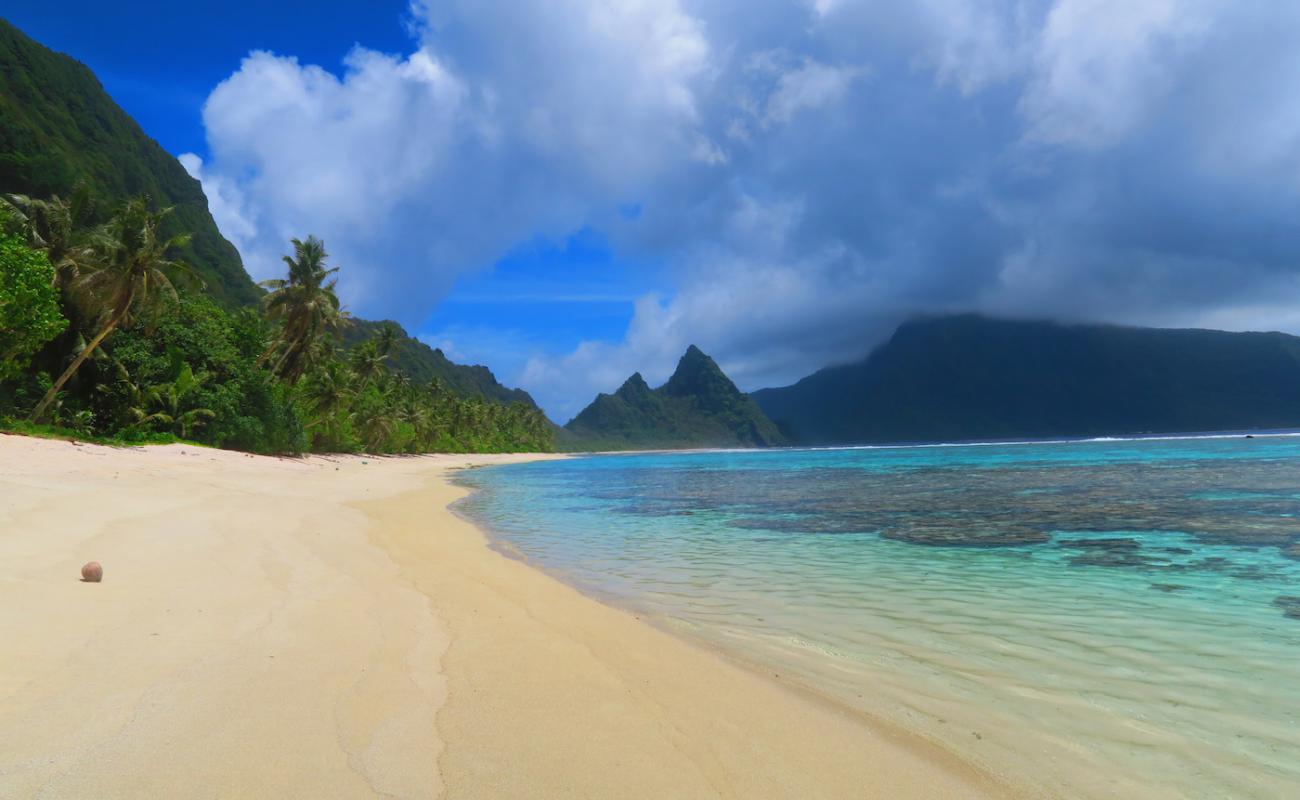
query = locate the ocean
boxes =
[455,435,1300,799]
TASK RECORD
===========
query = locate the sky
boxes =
[9,1,1300,421]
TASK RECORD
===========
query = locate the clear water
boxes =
[455,436,1300,799]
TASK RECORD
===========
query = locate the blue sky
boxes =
[9,2,1300,421]
[5,2,410,155]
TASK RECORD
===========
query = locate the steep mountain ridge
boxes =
[0,18,258,306]
[753,315,1300,444]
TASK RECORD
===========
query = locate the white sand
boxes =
[0,436,1022,799]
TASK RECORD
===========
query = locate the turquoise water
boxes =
[456,436,1300,799]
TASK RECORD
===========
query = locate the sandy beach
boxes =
[0,435,1020,799]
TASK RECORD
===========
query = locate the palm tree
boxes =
[349,341,388,387]
[261,236,349,384]
[390,370,412,393]
[141,360,216,439]
[348,324,401,388]
[96,356,149,431]
[400,396,437,447]
[30,198,197,423]
[374,322,400,357]
[2,189,96,288]
[301,359,355,446]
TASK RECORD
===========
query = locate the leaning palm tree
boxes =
[30,198,197,423]
[260,236,349,385]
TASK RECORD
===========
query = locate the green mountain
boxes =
[343,319,537,407]
[753,315,1300,444]
[0,18,540,411]
[565,345,786,450]
[0,18,259,306]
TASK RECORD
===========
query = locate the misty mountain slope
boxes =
[753,315,1300,444]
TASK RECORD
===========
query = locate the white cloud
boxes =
[178,153,256,255]
[188,0,1300,419]
[764,60,866,124]
[198,46,470,309]
[1019,0,1214,148]
[808,0,1039,92]
[195,0,712,320]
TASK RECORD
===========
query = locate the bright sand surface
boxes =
[0,436,1023,799]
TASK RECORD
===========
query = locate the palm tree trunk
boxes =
[272,339,304,383]
[30,309,127,423]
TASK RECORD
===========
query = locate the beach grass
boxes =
[0,416,199,448]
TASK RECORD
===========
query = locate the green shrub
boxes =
[98,297,306,453]
[0,231,67,381]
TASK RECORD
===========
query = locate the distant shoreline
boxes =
[561,426,1300,457]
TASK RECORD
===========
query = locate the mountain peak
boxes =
[616,372,653,397]
[663,345,735,399]
[564,346,785,450]
[676,344,711,370]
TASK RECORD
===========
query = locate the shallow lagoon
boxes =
[457,435,1300,799]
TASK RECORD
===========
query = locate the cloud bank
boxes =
[187,0,1300,420]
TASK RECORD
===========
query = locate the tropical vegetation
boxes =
[0,219,65,382]
[0,195,553,454]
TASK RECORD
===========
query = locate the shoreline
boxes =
[0,436,1022,798]
[445,466,1050,799]
[366,466,1023,799]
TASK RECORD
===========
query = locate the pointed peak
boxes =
[663,345,739,399]
[674,345,717,376]
[617,372,652,395]
[678,344,712,366]
[672,345,721,375]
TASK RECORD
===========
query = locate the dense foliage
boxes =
[564,345,785,450]
[0,194,553,454]
[0,219,66,381]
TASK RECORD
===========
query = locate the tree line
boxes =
[0,191,553,454]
